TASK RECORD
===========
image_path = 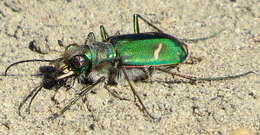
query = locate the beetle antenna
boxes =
[0,73,44,77]
[4,59,60,76]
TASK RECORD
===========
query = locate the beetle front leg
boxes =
[49,77,105,120]
[85,32,96,45]
[18,84,43,118]
[104,85,129,100]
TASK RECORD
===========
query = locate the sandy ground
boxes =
[0,0,259,135]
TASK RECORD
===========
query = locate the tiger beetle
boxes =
[4,14,255,120]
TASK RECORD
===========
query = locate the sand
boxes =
[0,0,259,134]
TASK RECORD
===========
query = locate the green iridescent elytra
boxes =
[110,32,188,67]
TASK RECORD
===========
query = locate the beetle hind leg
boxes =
[133,14,164,34]
[158,68,255,82]
[179,29,225,43]
[183,56,203,65]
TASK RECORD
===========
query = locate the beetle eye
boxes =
[70,55,87,69]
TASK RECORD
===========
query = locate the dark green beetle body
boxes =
[65,32,188,76]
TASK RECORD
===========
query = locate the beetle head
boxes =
[53,44,92,80]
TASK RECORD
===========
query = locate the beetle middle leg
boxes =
[100,25,109,42]
[106,67,153,101]
[108,66,153,84]
[121,67,160,120]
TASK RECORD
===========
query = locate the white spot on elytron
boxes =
[153,43,163,60]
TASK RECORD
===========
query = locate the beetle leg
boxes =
[104,85,129,100]
[141,67,154,83]
[183,56,202,65]
[25,85,43,114]
[133,14,223,43]
[179,29,225,43]
[18,84,43,118]
[106,67,129,100]
[122,67,161,120]
[48,77,105,120]
[85,32,96,45]
[100,25,109,42]
[114,30,121,36]
[158,68,255,82]
[133,14,163,34]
